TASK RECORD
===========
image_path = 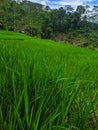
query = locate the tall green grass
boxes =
[0,31,98,130]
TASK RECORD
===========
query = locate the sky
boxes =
[30,0,98,8]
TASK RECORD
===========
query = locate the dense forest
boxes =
[0,0,98,47]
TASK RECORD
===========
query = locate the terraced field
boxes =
[0,31,98,130]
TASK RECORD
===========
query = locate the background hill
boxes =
[0,0,98,48]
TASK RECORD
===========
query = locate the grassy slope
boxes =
[0,30,98,130]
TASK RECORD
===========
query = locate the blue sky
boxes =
[30,0,98,8]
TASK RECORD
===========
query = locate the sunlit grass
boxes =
[0,31,98,130]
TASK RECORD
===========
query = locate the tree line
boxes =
[0,0,98,40]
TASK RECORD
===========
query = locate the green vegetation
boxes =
[0,31,98,130]
[0,0,98,48]
[64,29,98,48]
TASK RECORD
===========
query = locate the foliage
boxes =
[0,0,98,48]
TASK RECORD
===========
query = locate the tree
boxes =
[65,5,74,13]
[76,5,86,15]
[69,12,81,29]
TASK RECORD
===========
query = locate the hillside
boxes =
[0,0,98,48]
[0,31,98,130]
[58,29,98,48]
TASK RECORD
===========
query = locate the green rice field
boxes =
[0,30,98,130]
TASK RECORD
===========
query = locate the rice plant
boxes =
[0,31,98,130]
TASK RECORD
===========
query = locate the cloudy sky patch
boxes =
[30,0,98,8]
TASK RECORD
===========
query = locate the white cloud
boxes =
[48,0,83,8]
[30,0,96,8]
[31,0,47,5]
